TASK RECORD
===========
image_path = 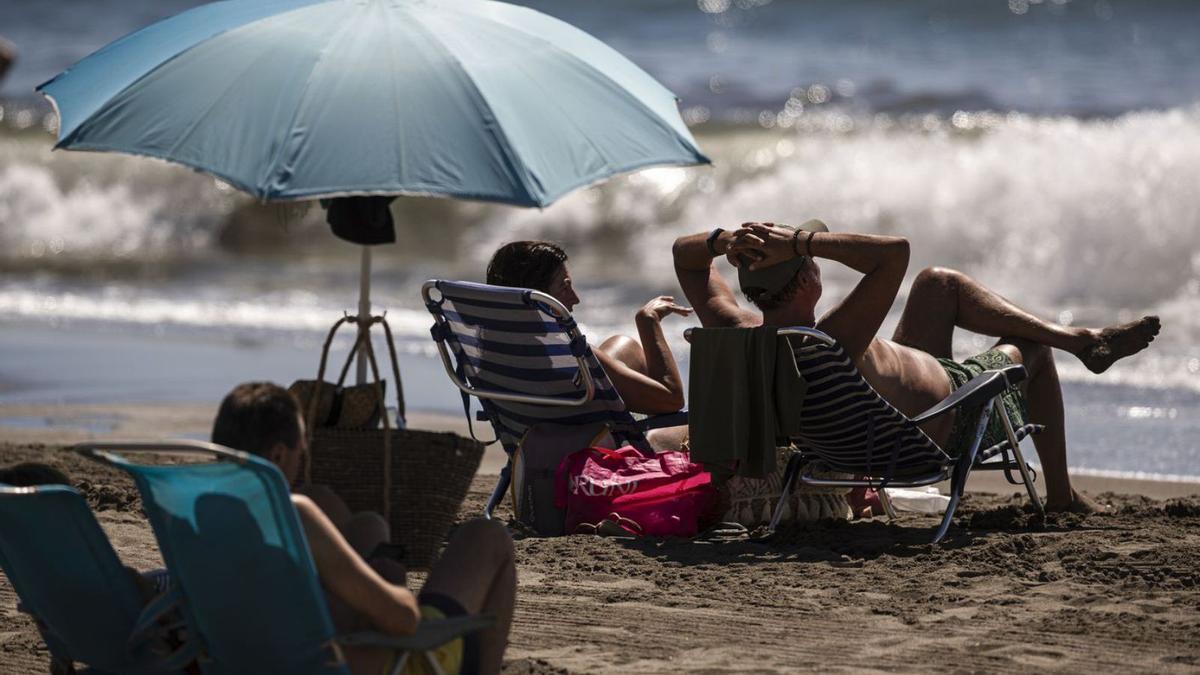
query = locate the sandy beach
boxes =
[2,404,1198,673]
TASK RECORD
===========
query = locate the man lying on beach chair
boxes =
[199,382,514,674]
[674,221,1160,519]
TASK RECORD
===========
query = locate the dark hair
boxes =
[486,241,568,292]
[0,462,70,487]
[743,259,810,311]
[211,382,302,457]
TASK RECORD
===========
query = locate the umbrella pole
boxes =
[356,246,371,385]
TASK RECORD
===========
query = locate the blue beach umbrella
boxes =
[37,0,708,206]
[37,0,709,386]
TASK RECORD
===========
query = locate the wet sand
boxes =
[1,406,1198,673]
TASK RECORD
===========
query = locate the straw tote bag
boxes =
[298,314,484,570]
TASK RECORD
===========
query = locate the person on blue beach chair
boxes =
[487,241,692,448]
[674,221,1160,514]
[212,382,516,674]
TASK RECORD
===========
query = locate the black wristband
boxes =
[805,230,818,257]
[706,227,725,256]
[792,228,804,257]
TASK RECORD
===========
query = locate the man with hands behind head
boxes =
[673,221,1159,514]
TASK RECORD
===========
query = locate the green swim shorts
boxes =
[936,349,1030,458]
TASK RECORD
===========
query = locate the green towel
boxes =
[688,327,807,478]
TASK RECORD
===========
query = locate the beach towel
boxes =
[687,327,808,478]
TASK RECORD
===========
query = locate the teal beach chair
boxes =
[0,482,195,674]
[76,441,491,675]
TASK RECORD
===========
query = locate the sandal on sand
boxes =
[574,514,643,537]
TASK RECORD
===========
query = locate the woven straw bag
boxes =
[301,314,484,570]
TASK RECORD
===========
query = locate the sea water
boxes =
[0,0,1198,479]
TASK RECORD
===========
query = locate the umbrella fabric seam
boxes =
[42,0,333,146]
[255,3,365,198]
[402,8,543,206]
[432,0,707,160]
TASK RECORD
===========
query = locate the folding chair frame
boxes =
[764,327,1044,543]
[422,280,687,519]
[75,441,491,675]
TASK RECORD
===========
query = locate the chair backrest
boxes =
[0,484,150,672]
[423,279,646,455]
[780,328,950,478]
[86,444,348,675]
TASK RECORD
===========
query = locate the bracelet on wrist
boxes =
[805,230,818,257]
[706,227,725,256]
[792,228,804,257]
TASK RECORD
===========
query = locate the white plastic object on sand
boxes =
[884,486,951,515]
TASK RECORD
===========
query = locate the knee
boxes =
[999,337,1052,372]
[350,511,391,538]
[452,518,514,564]
[913,266,965,294]
[344,511,391,555]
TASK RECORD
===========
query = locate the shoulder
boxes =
[291,493,320,521]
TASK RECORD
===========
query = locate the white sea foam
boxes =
[2,107,1198,392]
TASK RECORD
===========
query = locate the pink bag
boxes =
[554,446,716,537]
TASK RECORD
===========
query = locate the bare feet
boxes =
[1045,489,1106,514]
[1075,316,1161,374]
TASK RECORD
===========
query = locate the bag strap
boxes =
[353,318,393,523]
[588,446,629,461]
[427,308,497,446]
[303,314,394,523]
[305,315,357,477]
[455,357,498,447]
[376,315,406,425]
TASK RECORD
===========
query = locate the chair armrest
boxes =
[637,409,688,431]
[338,615,494,652]
[910,365,1026,425]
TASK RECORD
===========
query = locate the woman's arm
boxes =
[292,495,420,636]
[594,297,691,414]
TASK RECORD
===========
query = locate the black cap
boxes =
[737,219,829,296]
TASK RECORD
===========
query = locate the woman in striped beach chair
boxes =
[486,241,692,444]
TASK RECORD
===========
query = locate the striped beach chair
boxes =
[692,326,1044,543]
[423,280,686,518]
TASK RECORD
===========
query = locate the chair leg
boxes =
[932,402,992,543]
[423,650,448,675]
[766,453,804,534]
[932,462,966,544]
[484,462,511,519]
[387,651,412,675]
[876,486,899,520]
[999,409,1043,514]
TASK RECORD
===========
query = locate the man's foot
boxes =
[1075,316,1161,374]
[1045,489,1106,514]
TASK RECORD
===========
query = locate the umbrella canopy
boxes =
[37,0,708,207]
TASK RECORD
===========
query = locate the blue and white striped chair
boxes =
[423,280,686,518]
[692,326,1044,544]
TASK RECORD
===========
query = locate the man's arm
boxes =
[293,495,420,636]
[672,230,760,328]
[732,224,909,360]
[810,232,909,359]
